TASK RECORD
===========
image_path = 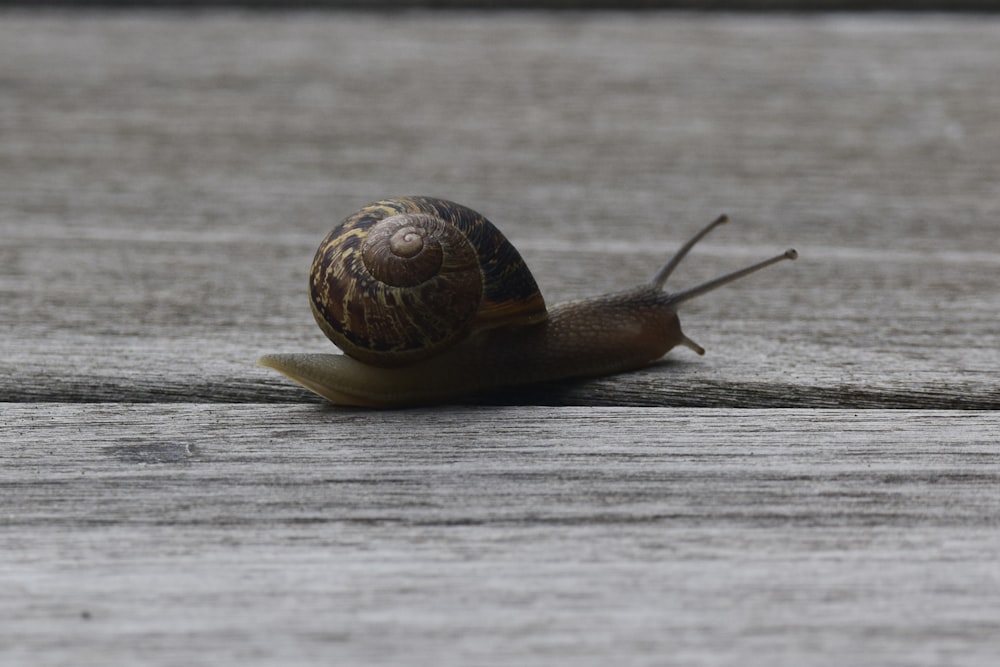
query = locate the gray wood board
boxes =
[2,405,999,666]
[1,12,998,407]
[1,11,1000,666]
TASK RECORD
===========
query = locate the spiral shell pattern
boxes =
[310,196,547,367]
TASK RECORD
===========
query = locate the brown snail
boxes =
[258,196,797,407]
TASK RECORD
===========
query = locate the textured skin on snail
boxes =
[309,196,547,367]
[261,289,683,408]
[260,197,798,407]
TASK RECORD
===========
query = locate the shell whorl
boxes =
[309,196,547,367]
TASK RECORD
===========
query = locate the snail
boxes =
[258,196,797,407]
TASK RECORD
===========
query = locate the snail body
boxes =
[259,196,797,407]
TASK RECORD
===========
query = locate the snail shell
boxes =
[309,196,547,367]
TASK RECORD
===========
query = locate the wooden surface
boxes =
[1,10,999,666]
[4,406,1000,666]
[2,11,998,408]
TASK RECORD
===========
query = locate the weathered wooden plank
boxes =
[2,13,999,407]
[2,405,999,665]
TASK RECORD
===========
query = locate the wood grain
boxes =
[1,11,999,666]
[3,405,1000,665]
[1,12,998,408]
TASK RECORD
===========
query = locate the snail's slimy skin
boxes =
[260,286,690,408]
[259,197,797,408]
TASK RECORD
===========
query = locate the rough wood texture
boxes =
[1,11,999,666]
[3,406,1000,665]
[10,1,1000,11]
[2,12,998,408]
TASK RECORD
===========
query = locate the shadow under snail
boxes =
[259,196,797,408]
